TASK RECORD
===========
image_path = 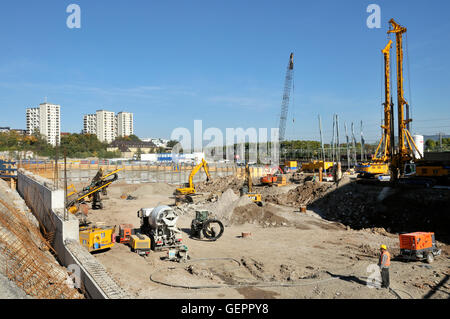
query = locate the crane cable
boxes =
[405,32,413,133]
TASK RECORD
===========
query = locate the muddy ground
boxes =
[83,178,449,299]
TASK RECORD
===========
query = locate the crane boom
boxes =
[278,53,294,142]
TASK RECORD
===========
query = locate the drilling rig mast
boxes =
[388,19,422,178]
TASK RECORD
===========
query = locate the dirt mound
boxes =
[311,182,450,243]
[195,176,244,195]
[231,204,289,226]
[264,181,334,206]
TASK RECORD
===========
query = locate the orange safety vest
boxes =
[379,251,391,267]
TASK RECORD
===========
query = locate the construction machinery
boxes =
[301,160,334,173]
[398,232,441,263]
[175,158,211,204]
[278,53,295,143]
[137,205,183,251]
[130,234,152,256]
[261,166,287,187]
[190,210,224,241]
[356,40,394,178]
[283,161,298,173]
[66,167,124,214]
[117,224,135,244]
[240,164,263,206]
[387,19,423,180]
[403,152,450,186]
[79,225,115,253]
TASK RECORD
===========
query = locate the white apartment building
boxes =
[96,110,116,143]
[83,114,97,135]
[117,112,134,137]
[26,107,40,135]
[39,103,61,146]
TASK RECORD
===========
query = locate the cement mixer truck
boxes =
[137,205,183,251]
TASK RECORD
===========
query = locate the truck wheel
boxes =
[426,252,434,264]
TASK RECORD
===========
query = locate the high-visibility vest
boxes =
[379,251,391,267]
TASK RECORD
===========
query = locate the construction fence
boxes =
[17,160,277,186]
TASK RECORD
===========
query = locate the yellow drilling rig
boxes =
[357,19,423,180]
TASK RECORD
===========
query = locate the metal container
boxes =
[413,135,424,159]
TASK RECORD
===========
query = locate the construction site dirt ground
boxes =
[83,180,450,299]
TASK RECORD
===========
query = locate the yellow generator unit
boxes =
[130,234,151,256]
[79,226,115,253]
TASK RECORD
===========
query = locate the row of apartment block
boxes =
[26,103,134,146]
[83,111,134,143]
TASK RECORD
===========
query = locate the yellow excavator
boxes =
[175,158,212,204]
[240,164,263,206]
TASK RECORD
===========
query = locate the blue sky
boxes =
[0,0,449,143]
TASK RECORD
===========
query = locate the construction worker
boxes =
[378,244,390,289]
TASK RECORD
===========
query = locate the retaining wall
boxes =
[17,169,129,299]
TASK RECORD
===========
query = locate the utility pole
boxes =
[331,115,336,163]
[351,122,357,166]
[336,114,340,163]
[318,115,325,162]
[345,123,350,170]
[360,120,365,162]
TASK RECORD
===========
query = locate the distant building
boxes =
[11,129,26,135]
[140,138,169,148]
[39,103,61,146]
[83,110,134,143]
[0,127,10,133]
[107,140,157,159]
[96,110,116,143]
[83,114,97,135]
[117,112,134,137]
[26,107,40,135]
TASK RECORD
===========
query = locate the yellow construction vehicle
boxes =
[240,164,263,206]
[79,225,115,253]
[175,159,211,204]
[358,19,423,180]
[387,19,423,179]
[301,160,334,173]
[356,40,393,178]
[66,167,124,214]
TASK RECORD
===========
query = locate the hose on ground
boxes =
[150,258,416,299]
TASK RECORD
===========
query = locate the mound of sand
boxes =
[231,204,289,226]
[201,189,253,224]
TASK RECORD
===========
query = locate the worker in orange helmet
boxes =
[378,244,391,289]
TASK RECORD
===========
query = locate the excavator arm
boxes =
[176,159,211,195]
